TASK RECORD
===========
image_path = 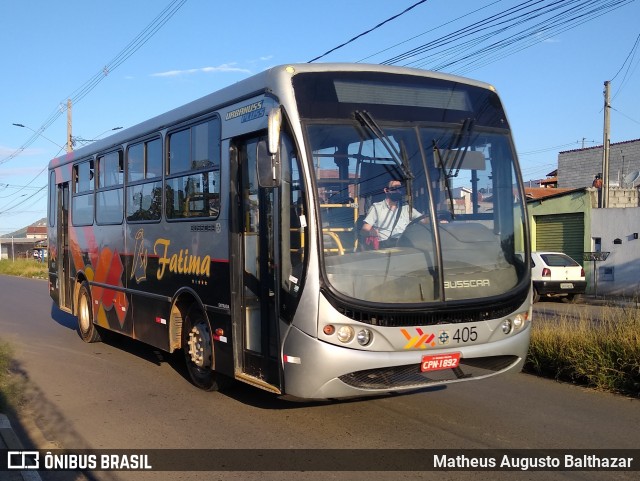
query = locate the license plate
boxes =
[421,352,461,372]
[560,283,574,289]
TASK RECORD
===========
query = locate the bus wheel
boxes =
[183,308,220,391]
[77,281,101,343]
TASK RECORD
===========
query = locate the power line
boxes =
[0,0,188,166]
[610,33,640,82]
[0,185,47,216]
[308,0,430,63]
[417,0,632,73]
[370,0,635,76]
[611,32,640,101]
[518,140,598,156]
[611,106,640,125]
[358,0,505,63]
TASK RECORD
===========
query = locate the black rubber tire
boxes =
[182,307,225,391]
[532,288,541,303]
[77,281,101,343]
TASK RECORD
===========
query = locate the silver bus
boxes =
[48,63,531,399]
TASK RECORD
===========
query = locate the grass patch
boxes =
[0,259,47,279]
[525,305,640,397]
[0,341,23,412]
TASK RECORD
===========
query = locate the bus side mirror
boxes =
[257,107,283,188]
[257,139,281,188]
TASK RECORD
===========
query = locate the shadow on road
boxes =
[5,358,122,481]
[48,304,448,411]
[50,303,77,331]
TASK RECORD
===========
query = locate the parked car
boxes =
[526,251,586,302]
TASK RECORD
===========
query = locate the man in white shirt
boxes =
[361,180,422,248]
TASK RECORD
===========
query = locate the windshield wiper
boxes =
[431,118,475,220]
[353,110,413,181]
[443,118,474,178]
[432,140,456,220]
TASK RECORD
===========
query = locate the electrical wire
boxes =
[0,0,188,166]
[611,33,640,101]
[308,0,430,63]
[358,0,505,63]
[370,0,635,76]
[414,1,631,72]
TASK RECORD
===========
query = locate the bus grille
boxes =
[335,300,524,327]
[338,355,518,390]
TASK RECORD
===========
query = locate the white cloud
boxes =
[0,146,43,157]
[152,64,251,77]
[0,166,47,176]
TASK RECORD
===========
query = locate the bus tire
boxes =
[183,307,222,391]
[77,281,101,343]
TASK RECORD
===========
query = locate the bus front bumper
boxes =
[281,323,531,400]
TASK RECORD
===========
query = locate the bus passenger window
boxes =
[126,138,163,222]
[166,118,221,220]
[72,160,94,226]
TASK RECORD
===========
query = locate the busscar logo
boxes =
[7,451,39,469]
[444,279,491,289]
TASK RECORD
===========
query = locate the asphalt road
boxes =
[1,275,638,481]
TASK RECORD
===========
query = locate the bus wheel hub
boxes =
[187,322,212,369]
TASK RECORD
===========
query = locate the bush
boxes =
[0,341,22,412]
[525,305,640,397]
[0,259,47,279]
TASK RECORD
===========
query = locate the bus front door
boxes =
[57,182,72,311]
[231,137,281,392]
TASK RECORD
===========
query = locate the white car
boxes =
[528,251,586,302]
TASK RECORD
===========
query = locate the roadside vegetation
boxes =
[0,259,47,279]
[0,341,23,412]
[525,303,640,398]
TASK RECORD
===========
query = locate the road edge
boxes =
[1,413,43,481]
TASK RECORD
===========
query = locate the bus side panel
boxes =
[205,308,234,378]
[124,222,232,354]
[71,222,133,337]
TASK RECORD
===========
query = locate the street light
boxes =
[12,123,65,151]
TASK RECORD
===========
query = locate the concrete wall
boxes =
[590,207,640,297]
[558,139,640,190]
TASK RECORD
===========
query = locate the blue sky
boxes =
[1,0,638,233]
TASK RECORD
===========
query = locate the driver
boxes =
[361,180,423,248]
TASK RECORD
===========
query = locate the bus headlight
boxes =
[501,319,513,334]
[356,329,372,346]
[513,314,525,330]
[336,326,354,343]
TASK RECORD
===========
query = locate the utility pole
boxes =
[66,98,73,152]
[601,81,610,208]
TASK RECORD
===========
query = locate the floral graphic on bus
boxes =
[92,247,128,329]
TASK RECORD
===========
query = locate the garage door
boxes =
[535,213,584,265]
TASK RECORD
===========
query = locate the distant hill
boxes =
[1,218,47,238]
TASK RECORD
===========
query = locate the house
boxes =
[26,225,47,239]
[527,187,640,297]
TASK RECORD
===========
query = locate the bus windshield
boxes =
[306,120,526,304]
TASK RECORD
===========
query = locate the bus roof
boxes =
[49,63,497,168]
